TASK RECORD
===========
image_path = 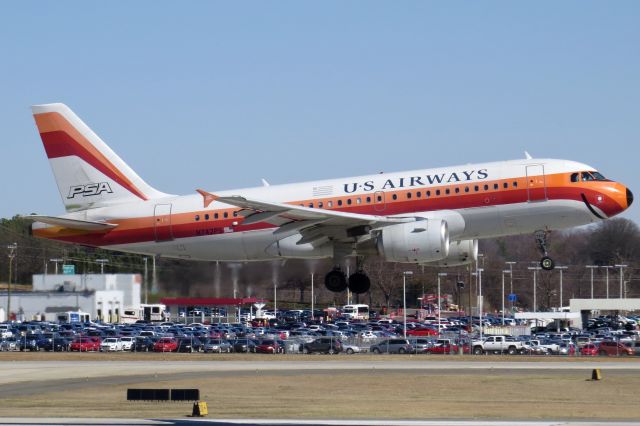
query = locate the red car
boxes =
[406,327,438,337]
[424,340,458,354]
[69,337,101,352]
[580,343,599,356]
[153,337,178,352]
[598,340,635,356]
[255,339,285,354]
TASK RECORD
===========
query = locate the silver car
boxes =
[370,339,413,354]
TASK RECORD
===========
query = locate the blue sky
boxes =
[1,2,638,224]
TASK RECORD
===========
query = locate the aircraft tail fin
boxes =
[32,103,169,212]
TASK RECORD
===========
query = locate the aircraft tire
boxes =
[348,272,371,294]
[325,270,348,292]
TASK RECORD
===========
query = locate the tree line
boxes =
[0,215,638,313]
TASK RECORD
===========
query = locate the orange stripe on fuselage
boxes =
[33,172,626,247]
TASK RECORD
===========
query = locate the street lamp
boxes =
[96,259,109,274]
[615,265,628,299]
[402,271,413,338]
[311,272,315,321]
[477,268,483,339]
[143,257,148,304]
[527,266,542,312]
[585,265,598,299]
[6,243,17,319]
[437,273,447,335]
[556,266,568,309]
[601,266,614,299]
[501,270,511,325]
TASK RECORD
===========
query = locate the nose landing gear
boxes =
[535,230,555,271]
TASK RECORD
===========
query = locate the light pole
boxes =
[501,270,511,325]
[7,243,17,319]
[402,271,413,338]
[585,265,598,299]
[505,261,516,312]
[50,258,64,275]
[310,272,314,321]
[143,257,148,304]
[602,266,614,299]
[527,266,541,312]
[615,264,628,299]
[96,259,109,274]
[437,273,447,335]
[477,268,484,339]
[556,266,568,309]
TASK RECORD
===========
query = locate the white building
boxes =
[0,274,141,323]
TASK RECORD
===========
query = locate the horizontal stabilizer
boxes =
[25,215,118,231]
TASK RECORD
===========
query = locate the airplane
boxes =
[28,103,633,294]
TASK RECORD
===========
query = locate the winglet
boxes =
[196,189,218,208]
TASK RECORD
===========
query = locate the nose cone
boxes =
[627,188,634,208]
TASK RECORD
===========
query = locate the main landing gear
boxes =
[324,256,371,294]
[535,230,555,271]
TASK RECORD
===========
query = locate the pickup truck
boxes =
[471,335,525,355]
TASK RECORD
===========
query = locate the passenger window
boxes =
[328,201,333,208]
[214,213,219,219]
[347,199,352,205]
[416,191,422,198]
[233,211,238,217]
[474,185,479,192]
[205,214,209,220]
[366,196,371,203]
[407,193,412,199]
[464,187,469,193]
[376,195,382,202]
[513,181,518,187]
[195,215,200,221]
[484,184,489,191]
[493,183,498,190]
[392,194,398,200]
[503,182,508,189]
[435,189,441,196]
[427,190,431,197]
[455,187,460,193]
[445,188,450,195]
[308,203,314,208]
[318,201,323,208]
[356,198,362,204]
[337,200,343,206]
[223,212,228,218]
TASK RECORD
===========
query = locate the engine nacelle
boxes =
[425,239,478,267]
[265,234,333,259]
[377,220,449,263]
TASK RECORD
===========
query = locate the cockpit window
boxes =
[591,171,607,181]
[573,171,608,183]
[581,172,595,181]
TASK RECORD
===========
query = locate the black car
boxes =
[232,338,258,353]
[131,336,156,352]
[19,333,46,351]
[301,337,343,354]
[176,337,204,353]
[41,337,71,352]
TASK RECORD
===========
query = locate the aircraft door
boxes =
[526,165,547,202]
[374,191,386,212]
[154,203,174,241]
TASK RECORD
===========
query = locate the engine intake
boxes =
[378,220,449,263]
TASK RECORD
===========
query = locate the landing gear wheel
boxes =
[325,269,348,292]
[540,256,555,271]
[348,272,370,294]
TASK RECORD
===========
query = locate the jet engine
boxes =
[425,239,478,267]
[377,219,449,263]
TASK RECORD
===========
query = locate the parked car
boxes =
[119,336,135,351]
[301,337,343,354]
[18,333,45,351]
[100,337,124,352]
[557,342,576,356]
[370,339,413,354]
[177,337,204,353]
[70,337,101,352]
[41,337,70,352]
[424,339,459,355]
[131,336,156,352]
[153,337,178,352]
[598,340,635,356]
[255,339,286,354]
[231,338,258,353]
[580,343,599,356]
[203,338,232,353]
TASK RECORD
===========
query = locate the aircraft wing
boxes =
[25,215,118,231]
[196,189,411,241]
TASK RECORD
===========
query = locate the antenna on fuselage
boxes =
[261,178,270,187]
[524,151,533,160]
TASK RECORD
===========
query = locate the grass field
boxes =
[0,353,638,420]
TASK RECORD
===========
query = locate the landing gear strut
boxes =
[535,230,555,271]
